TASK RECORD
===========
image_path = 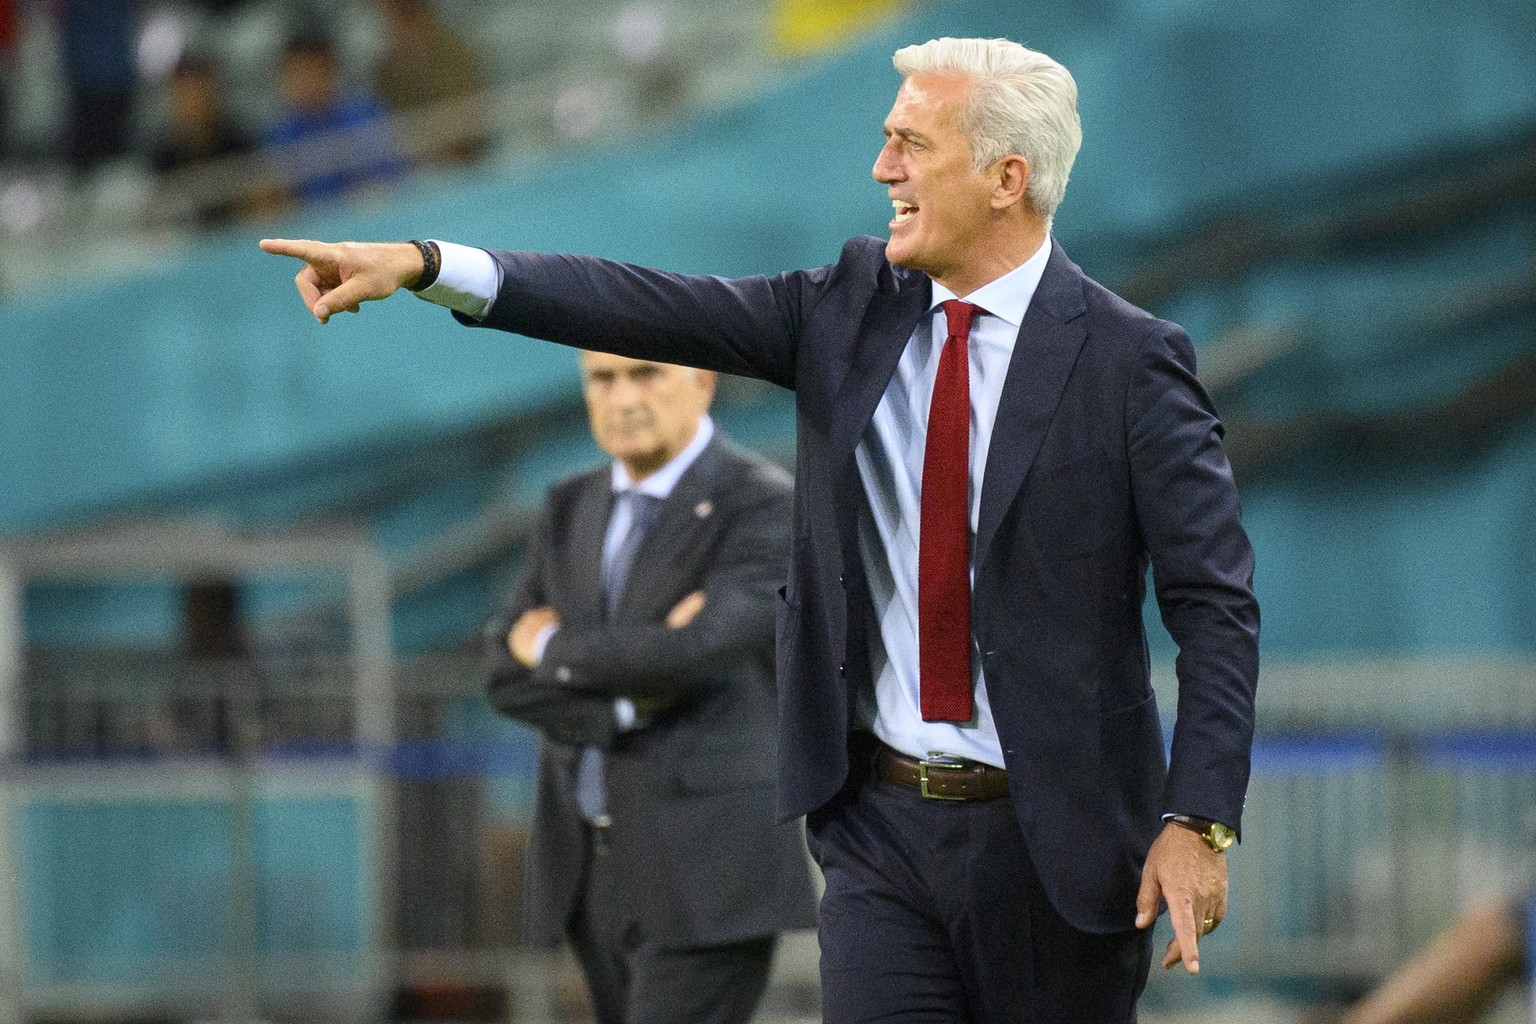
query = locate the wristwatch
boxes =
[1168,815,1237,853]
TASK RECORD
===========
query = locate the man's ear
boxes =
[694,368,719,407]
[992,155,1030,210]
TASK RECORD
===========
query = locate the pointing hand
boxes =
[258,238,424,324]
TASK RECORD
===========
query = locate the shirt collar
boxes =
[928,233,1053,329]
[610,414,715,498]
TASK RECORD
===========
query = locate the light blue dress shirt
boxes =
[855,237,1052,768]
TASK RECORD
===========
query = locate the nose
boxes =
[872,138,901,185]
[606,376,653,417]
[609,378,640,405]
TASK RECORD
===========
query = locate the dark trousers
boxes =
[568,828,777,1024]
[808,743,1152,1023]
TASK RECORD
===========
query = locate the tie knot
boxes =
[941,300,983,341]
[622,491,664,525]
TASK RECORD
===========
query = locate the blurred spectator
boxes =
[264,32,403,209]
[57,0,141,178]
[370,0,489,167]
[1336,892,1530,1024]
[149,55,256,228]
[612,3,690,123]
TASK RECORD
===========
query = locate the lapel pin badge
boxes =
[694,500,713,519]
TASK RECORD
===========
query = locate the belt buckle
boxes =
[917,752,968,800]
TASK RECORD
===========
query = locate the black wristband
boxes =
[406,239,441,292]
[1167,815,1214,834]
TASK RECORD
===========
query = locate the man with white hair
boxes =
[263,35,1259,1022]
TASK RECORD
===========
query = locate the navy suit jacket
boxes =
[461,235,1260,933]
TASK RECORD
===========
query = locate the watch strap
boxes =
[406,239,441,292]
[1168,814,1236,852]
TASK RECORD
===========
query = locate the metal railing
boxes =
[0,650,1531,1020]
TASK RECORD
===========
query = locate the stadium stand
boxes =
[0,0,1533,1020]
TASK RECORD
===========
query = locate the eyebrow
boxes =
[584,363,663,381]
[883,125,933,147]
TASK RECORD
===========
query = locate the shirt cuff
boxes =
[529,623,558,666]
[414,240,499,319]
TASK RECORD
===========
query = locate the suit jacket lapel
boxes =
[975,240,1089,573]
[611,435,729,621]
[830,264,931,465]
[570,474,614,626]
[814,242,1088,580]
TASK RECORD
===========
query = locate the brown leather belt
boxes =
[875,743,1010,801]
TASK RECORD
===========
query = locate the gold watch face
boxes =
[1207,823,1237,852]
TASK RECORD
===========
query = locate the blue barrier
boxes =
[384,737,538,782]
[1249,732,1390,775]
[1418,732,1536,770]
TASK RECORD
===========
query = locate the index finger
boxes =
[259,237,327,262]
[1168,900,1201,973]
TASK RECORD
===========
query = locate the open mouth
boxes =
[891,199,918,226]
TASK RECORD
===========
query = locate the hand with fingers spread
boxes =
[258,238,426,324]
[1134,821,1229,974]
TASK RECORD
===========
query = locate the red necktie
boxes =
[919,300,981,723]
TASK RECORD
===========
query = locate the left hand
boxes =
[665,590,707,628]
[508,606,560,667]
[1135,822,1229,974]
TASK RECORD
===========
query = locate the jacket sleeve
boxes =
[458,250,845,391]
[484,502,623,749]
[531,473,791,705]
[1127,320,1261,835]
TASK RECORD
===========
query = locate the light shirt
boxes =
[418,240,500,317]
[855,235,1053,767]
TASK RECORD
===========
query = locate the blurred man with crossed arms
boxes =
[485,350,816,1024]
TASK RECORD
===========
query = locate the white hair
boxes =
[892,37,1082,223]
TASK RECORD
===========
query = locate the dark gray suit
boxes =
[486,432,818,1023]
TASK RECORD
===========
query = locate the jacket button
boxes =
[838,662,846,677]
[556,666,572,683]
